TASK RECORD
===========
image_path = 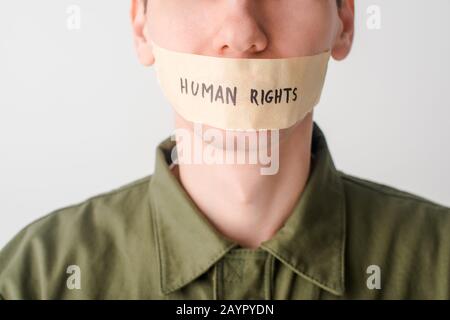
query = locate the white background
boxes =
[1,0,449,248]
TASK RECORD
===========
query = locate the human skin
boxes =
[130,0,355,248]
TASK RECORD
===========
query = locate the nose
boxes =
[212,1,268,57]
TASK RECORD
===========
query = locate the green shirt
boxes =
[1,123,449,300]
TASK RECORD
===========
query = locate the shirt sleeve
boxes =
[0,213,61,300]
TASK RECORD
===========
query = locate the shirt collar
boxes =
[149,122,346,296]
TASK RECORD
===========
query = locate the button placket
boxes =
[217,249,271,300]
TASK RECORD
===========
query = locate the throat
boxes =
[172,113,314,248]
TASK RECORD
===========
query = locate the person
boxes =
[0,0,449,300]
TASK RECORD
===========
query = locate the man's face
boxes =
[131,0,354,146]
[132,0,354,65]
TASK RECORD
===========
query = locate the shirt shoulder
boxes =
[339,171,450,299]
[340,171,450,219]
[0,175,160,299]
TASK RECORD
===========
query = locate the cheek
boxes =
[262,3,338,55]
[146,0,218,52]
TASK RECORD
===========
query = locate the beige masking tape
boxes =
[152,42,331,131]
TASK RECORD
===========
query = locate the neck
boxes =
[172,113,314,249]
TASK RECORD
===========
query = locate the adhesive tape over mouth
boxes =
[151,41,331,131]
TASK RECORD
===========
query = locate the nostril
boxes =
[220,45,233,56]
